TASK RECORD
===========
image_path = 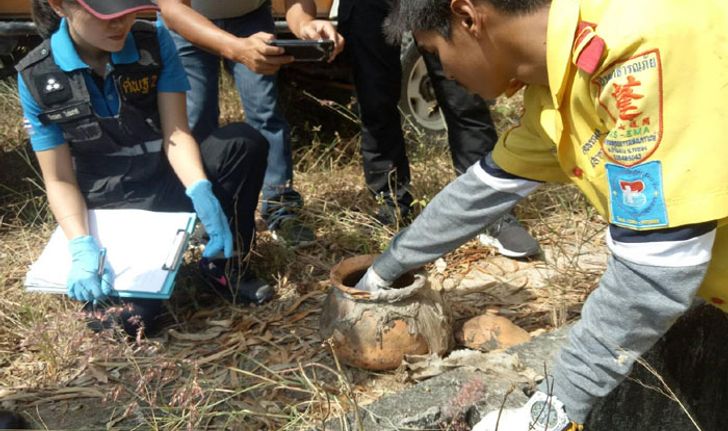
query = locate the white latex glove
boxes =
[354,266,392,292]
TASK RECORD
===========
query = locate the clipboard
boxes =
[24,209,197,300]
[116,212,196,300]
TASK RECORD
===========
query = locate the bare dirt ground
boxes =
[0,74,606,430]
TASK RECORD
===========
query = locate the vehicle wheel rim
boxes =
[405,56,444,131]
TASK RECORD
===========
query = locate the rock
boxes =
[403,349,533,382]
[323,304,728,431]
[322,327,570,430]
[455,314,531,351]
[586,304,728,430]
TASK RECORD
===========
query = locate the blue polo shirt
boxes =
[18,18,191,152]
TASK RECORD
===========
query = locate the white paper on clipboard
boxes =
[25,209,196,299]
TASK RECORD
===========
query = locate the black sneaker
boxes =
[478,213,540,258]
[375,203,412,228]
[263,192,316,248]
[269,215,315,248]
[82,298,163,338]
[198,258,274,305]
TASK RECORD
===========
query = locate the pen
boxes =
[97,247,107,278]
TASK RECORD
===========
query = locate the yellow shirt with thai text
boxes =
[492,0,728,309]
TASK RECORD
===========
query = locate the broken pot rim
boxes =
[329,254,425,300]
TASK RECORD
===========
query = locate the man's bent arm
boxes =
[372,154,541,280]
[285,0,344,58]
[285,0,318,37]
[158,0,242,59]
[158,0,290,74]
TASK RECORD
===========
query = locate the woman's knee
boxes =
[215,122,269,162]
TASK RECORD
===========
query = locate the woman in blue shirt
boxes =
[19,0,272,337]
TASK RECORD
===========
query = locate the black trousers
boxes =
[89,122,268,257]
[338,0,498,210]
[151,122,269,257]
[84,123,268,335]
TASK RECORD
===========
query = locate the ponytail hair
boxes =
[31,0,63,39]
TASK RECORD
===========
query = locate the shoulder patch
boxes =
[33,72,73,106]
[572,22,605,74]
[592,50,664,166]
[15,40,52,72]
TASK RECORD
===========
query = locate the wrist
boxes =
[220,33,245,61]
[68,234,94,244]
[296,18,316,39]
[367,267,392,288]
[183,175,208,189]
[185,179,212,198]
[371,251,407,284]
[68,235,97,255]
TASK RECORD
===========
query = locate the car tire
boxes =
[0,37,18,79]
[0,56,14,79]
[398,38,446,139]
[1,36,39,79]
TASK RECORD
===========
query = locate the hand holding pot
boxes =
[355,266,392,292]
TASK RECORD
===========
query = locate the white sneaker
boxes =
[473,391,581,431]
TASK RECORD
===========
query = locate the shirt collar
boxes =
[50,18,140,73]
[545,0,580,108]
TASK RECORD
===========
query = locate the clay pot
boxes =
[320,255,453,371]
[455,313,531,351]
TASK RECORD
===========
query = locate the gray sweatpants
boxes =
[543,254,710,422]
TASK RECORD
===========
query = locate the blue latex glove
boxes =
[186,179,234,258]
[67,235,114,302]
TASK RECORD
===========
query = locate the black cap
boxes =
[75,0,159,20]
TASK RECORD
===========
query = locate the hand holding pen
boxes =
[67,236,114,302]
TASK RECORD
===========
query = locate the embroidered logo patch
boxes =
[44,77,63,93]
[606,161,667,229]
[593,50,663,167]
[35,72,72,105]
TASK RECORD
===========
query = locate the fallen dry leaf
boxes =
[168,326,226,341]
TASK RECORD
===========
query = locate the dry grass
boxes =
[0,72,603,430]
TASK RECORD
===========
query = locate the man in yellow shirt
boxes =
[353,0,728,429]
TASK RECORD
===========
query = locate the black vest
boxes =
[16,21,173,209]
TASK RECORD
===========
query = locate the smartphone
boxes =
[267,39,334,62]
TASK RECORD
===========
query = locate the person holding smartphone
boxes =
[158,0,344,249]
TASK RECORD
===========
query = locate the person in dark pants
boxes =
[158,0,344,249]
[337,0,539,257]
[18,0,272,337]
